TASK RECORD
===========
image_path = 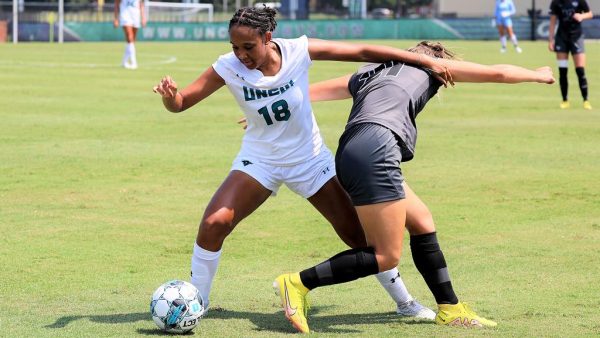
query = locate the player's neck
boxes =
[257,42,282,76]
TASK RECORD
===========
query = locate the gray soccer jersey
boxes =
[346,61,442,162]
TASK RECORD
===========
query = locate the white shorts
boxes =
[231,147,336,199]
[120,8,141,28]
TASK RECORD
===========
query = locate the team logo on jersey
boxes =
[571,1,578,7]
[242,160,253,166]
[243,80,295,102]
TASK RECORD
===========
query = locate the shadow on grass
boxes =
[45,312,149,329]
[45,306,432,335]
[204,305,433,334]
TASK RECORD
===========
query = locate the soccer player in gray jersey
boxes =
[548,0,593,110]
[274,41,555,332]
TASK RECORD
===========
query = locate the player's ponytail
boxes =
[229,6,278,36]
[408,41,458,60]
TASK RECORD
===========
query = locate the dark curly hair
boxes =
[229,6,278,36]
[408,41,458,60]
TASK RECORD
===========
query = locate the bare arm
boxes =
[548,15,557,51]
[308,39,453,86]
[573,10,593,22]
[140,0,147,27]
[153,66,226,113]
[310,75,352,102]
[433,58,555,84]
[113,0,120,28]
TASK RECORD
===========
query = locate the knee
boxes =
[406,209,436,235]
[200,209,235,239]
[376,252,401,272]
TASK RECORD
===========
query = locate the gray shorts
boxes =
[554,34,585,54]
[335,123,405,206]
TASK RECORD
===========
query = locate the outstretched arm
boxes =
[310,75,352,102]
[308,39,453,86]
[153,66,225,113]
[433,58,555,84]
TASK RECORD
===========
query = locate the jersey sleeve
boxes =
[211,53,236,84]
[297,35,312,69]
[579,0,590,12]
[549,0,559,15]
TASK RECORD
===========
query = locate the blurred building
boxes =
[435,0,600,18]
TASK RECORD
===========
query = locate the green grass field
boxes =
[1,40,599,337]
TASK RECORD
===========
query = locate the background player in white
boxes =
[495,0,522,53]
[114,0,146,69]
[548,0,593,109]
[152,7,452,321]
[275,41,555,333]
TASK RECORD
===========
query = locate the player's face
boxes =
[229,25,270,70]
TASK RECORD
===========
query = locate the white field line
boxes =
[0,55,177,69]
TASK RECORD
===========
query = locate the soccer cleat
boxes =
[583,101,592,110]
[396,298,436,320]
[560,101,570,109]
[435,302,497,328]
[273,273,310,333]
[500,47,507,53]
[515,46,523,53]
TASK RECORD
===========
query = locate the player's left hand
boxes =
[237,117,248,130]
[424,56,454,88]
[572,13,584,22]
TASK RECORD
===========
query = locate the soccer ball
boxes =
[150,280,204,333]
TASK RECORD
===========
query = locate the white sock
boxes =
[375,267,412,305]
[500,35,507,48]
[510,34,519,47]
[127,42,137,66]
[122,44,130,65]
[190,243,221,309]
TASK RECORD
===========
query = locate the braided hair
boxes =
[407,41,458,60]
[229,6,278,36]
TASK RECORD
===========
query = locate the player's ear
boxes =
[264,31,272,45]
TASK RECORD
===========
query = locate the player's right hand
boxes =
[548,41,554,52]
[113,19,119,28]
[536,66,555,84]
[153,76,178,98]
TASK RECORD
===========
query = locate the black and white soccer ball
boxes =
[150,280,204,333]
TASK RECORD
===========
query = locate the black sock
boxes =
[299,247,379,290]
[410,232,458,304]
[559,67,569,101]
[575,67,588,101]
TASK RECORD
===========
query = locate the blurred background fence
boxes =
[0,0,599,42]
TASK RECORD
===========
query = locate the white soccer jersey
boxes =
[119,0,142,28]
[212,35,324,166]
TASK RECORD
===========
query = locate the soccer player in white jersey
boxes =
[495,0,522,53]
[114,0,146,69]
[153,6,452,324]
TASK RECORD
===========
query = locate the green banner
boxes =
[65,19,459,42]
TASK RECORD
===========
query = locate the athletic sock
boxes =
[500,35,507,49]
[122,44,130,66]
[510,34,519,47]
[375,267,412,304]
[559,67,569,101]
[575,67,588,101]
[299,247,379,290]
[127,42,137,66]
[190,243,221,308]
[410,232,458,305]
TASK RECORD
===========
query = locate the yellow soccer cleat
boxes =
[273,273,310,333]
[436,302,497,328]
[560,101,570,109]
[583,101,592,110]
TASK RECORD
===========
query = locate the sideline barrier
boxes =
[13,18,600,42]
